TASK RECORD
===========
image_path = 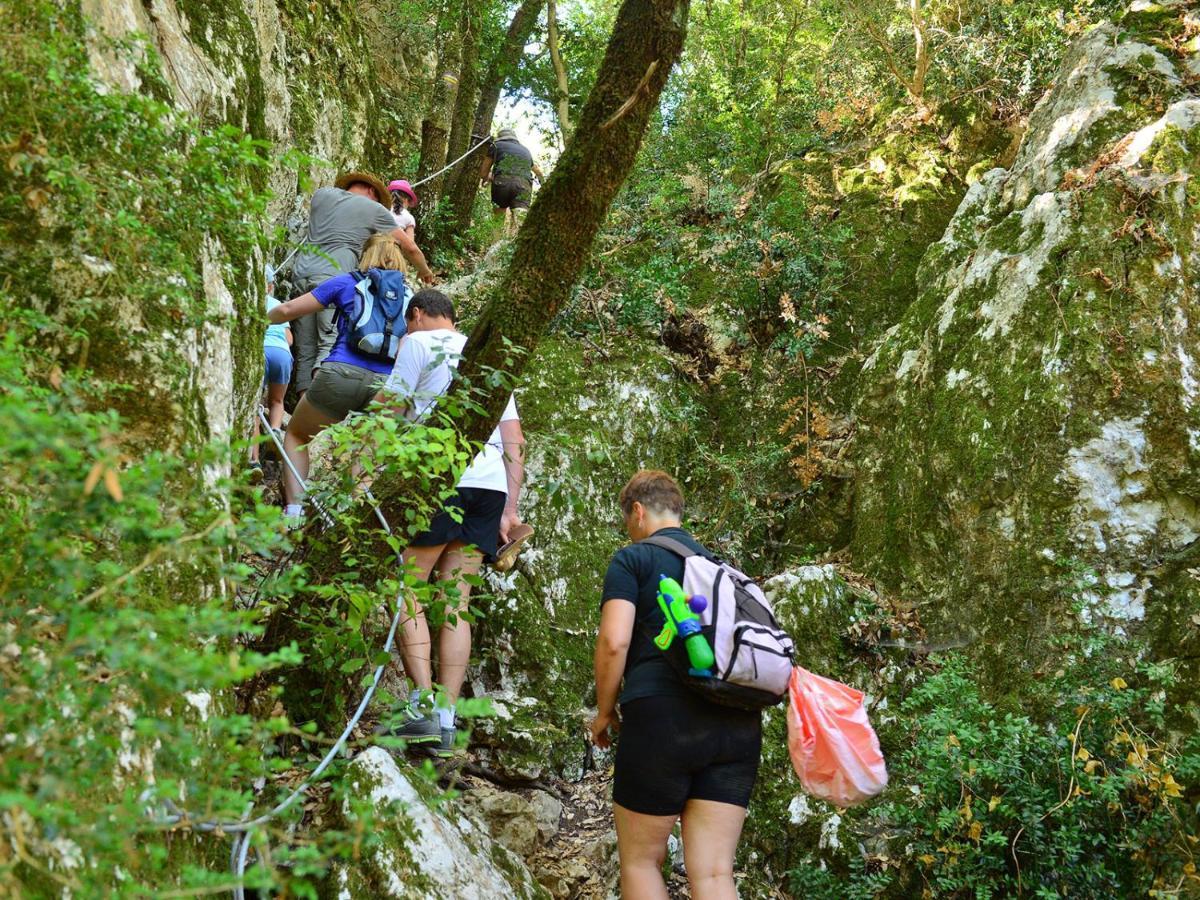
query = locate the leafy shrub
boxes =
[0,3,479,894]
[789,646,1200,898]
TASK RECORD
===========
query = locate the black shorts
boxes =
[410,487,506,560]
[612,692,762,816]
[491,177,531,210]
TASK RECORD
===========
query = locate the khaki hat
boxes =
[335,170,391,207]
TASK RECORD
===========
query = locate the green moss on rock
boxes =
[469,335,704,777]
[851,6,1200,690]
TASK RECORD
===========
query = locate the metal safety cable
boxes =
[149,408,414,893]
[409,135,492,189]
[258,408,336,529]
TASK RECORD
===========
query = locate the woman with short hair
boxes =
[591,470,761,900]
[268,233,412,524]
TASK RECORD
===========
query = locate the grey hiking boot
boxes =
[401,713,443,746]
[423,727,460,758]
[374,705,441,748]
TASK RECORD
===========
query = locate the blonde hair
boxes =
[358,233,407,272]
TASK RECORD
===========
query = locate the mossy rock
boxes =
[739,565,919,887]
[326,748,548,898]
[851,8,1200,691]
[466,334,705,777]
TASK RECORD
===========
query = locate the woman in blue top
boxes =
[268,234,411,522]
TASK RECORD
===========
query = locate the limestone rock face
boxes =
[74,0,426,460]
[852,3,1200,680]
[744,566,912,874]
[465,334,705,779]
[332,748,549,899]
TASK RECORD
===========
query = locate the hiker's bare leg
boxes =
[681,799,746,900]
[614,803,675,900]
[397,543,446,691]
[266,381,287,430]
[281,396,339,506]
[431,540,483,703]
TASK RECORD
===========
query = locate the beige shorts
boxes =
[305,361,384,420]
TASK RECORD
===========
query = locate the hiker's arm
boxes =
[391,228,435,285]
[532,163,545,182]
[268,292,322,323]
[285,324,293,346]
[591,600,634,749]
[479,155,493,184]
[498,417,526,544]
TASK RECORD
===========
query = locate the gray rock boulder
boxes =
[330,747,550,899]
[851,2,1200,683]
[462,784,563,857]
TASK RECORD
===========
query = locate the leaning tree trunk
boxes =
[444,0,544,236]
[452,0,692,443]
[414,24,463,211]
[434,0,483,225]
[547,0,571,138]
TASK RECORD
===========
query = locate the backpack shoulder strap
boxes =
[640,534,705,560]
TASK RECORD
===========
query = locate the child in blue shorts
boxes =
[249,265,293,479]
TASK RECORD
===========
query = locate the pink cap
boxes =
[387,179,418,204]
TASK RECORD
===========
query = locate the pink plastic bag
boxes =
[787,665,888,808]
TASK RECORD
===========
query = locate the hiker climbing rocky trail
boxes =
[6,0,1200,896]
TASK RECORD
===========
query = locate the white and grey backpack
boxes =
[642,535,795,710]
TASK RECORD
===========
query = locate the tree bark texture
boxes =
[547,0,571,138]
[453,0,691,440]
[444,0,544,236]
[414,26,463,208]
[436,0,483,217]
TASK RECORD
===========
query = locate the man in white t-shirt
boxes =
[376,288,526,754]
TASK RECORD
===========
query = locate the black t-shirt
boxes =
[488,138,534,184]
[601,527,710,705]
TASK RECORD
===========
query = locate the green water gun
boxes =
[654,575,715,677]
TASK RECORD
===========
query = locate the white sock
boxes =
[409,689,422,708]
[436,706,456,730]
[284,503,303,517]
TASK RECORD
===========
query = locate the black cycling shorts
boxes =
[491,176,532,210]
[410,487,506,561]
[612,692,762,816]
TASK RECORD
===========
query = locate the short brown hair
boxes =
[619,470,684,517]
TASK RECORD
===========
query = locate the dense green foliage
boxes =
[789,646,1200,897]
[5,0,1199,894]
[0,3,476,894]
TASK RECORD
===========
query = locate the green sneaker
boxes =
[379,705,440,745]
[423,727,459,758]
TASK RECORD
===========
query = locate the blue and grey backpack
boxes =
[345,268,411,362]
